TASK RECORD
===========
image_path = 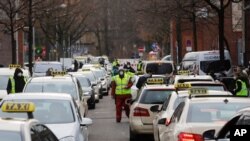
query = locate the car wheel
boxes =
[103,92,109,96]
[89,103,96,109]
[99,94,103,99]
[130,127,139,141]
[95,99,99,103]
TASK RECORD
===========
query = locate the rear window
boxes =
[200,60,231,73]
[146,63,173,75]
[191,85,225,91]
[34,63,63,73]
[0,75,9,90]
[187,102,250,123]
[178,79,213,83]
[139,89,173,104]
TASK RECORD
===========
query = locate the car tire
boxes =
[103,92,109,96]
[95,99,99,103]
[99,94,103,99]
[130,127,139,141]
[89,103,96,109]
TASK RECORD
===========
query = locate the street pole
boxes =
[28,0,33,76]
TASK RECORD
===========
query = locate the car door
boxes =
[76,79,88,116]
[163,102,185,141]
[31,124,59,141]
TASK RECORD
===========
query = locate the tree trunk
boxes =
[10,25,16,64]
[218,3,225,61]
[192,13,198,51]
[176,15,182,64]
[28,0,33,76]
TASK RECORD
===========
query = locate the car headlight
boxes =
[60,136,75,141]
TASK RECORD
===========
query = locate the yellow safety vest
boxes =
[236,79,248,96]
[9,76,27,94]
[113,74,131,95]
[137,63,143,71]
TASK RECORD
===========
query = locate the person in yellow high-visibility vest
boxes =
[136,60,143,74]
[233,65,249,97]
[111,69,133,123]
[6,68,26,94]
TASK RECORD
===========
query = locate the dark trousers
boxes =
[115,94,131,122]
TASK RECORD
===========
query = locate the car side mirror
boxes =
[82,92,91,100]
[80,117,92,126]
[158,118,166,125]
[150,105,160,112]
[203,129,216,140]
[101,78,104,81]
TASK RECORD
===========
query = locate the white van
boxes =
[180,50,233,76]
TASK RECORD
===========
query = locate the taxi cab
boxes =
[0,101,59,141]
[169,70,214,85]
[22,71,89,117]
[161,88,250,141]
[152,84,232,141]
[202,106,250,141]
[129,78,175,141]
[0,93,92,141]
[0,64,30,100]
[78,69,102,101]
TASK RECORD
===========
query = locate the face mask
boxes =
[17,73,23,77]
[119,71,124,75]
[127,65,130,67]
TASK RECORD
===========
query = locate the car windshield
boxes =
[0,75,9,90]
[76,76,91,87]
[0,99,75,124]
[140,89,174,104]
[146,63,173,75]
[34,63,62,73]
[0,131,21,141]
[187,102,250,123]
[24,82,78,100]
[92,70,104,78]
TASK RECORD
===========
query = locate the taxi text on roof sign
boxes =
[1,102,35,112]
[188,88,208,95]
[177,70,190,75]
[51,71,67,76]
[82,68,91,71]
[9,64,21,69]
[146,78,164,84]
[175,83,191,89]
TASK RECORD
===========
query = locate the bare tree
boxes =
[38,0,93,59]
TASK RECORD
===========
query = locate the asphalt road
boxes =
[87,94,154,141]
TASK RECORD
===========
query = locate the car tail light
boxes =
[133,107,150,117]
[165,118,170,126]
[178,132,203,141]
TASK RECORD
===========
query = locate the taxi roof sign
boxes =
[51,71,67,76]
[9,64,21,69]
[1,102,35,113]
[146,78,164,84]
[188,88,208,95]
[177,70,190,75]
[82,68,91,71]
[175,83,191,89]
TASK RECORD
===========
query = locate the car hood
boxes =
[46,123,77,139]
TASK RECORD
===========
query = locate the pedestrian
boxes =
[46,68,53,76]
[73,60,78,72]
[124,62,135,73]
[136,68,153,89]
[111,69,133,123]
[136,60,143,73]
[6,68,26,94]
[233,65,249,96]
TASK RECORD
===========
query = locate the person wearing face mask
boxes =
[6,68,26,94]
[233,65,249,97]
[111,69,133,123]
[136,68,153,90]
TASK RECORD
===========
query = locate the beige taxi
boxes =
[129,78,175,141]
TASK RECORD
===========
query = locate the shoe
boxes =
[116,119,121,123]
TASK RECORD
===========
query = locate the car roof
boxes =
[2,93,72,100]
[0,118,32,132]
[188,96,250,103]
[0,68,30,76]
[29,76,74,82]
[177,90,231,96]
[175,75,213,79]
[144,60,173,64]
[34,61,62,65]
[186,81,223,85]
[143,84,175,90]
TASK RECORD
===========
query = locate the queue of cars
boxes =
[128,63,250,141]
[0,57,113,141]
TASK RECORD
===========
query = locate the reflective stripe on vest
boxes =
[9,77,15,94]
[236,79,248,96]
[114,74,131,95]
